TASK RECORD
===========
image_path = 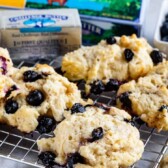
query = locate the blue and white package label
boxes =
[0,9,81,59]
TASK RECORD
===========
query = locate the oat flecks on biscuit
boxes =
[117,61,168,131]
[37,106,144,168]
[62,34,155,89]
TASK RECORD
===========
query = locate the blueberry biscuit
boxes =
[37,105,144,168]
[62,34,164,94]
[0,62,91,133]
[1,64,91,133]
[117,61,168,131]
[0,75,42,132]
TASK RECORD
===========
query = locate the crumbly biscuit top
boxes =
[0,63,91,133]
[38,106,144,168]
[62,34,154,84]
[117,61,168,131]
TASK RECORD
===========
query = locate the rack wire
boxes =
[0,57,168,168]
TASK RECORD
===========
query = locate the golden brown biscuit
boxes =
[37,105,144,168]
[117,61,168,131]
[62,34,162,94]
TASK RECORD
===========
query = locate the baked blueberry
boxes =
[119,92,132,109]
[38,151,56,167]
[91,127,104,142]
[90,80,105,94]
[0,56,7,75]
[150,50,163,65]
[106,36,117,45]
[5,99,18,114]
[71,103,85,114]
[66,153,84,168]
[105,79,120,91]
[37,117,56,134]
[23,70,42,82]
[26,90,44,106]
[81,91,89,99]
[124,49,134,62]
[5,85,18,97]
[159,105,168,112]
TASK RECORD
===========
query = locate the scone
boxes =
[117,61,168,131]
[37,105,144,168]
[1,64,91,133]
[160,155,168,168]
[62,34,164,94]
[0,47,13,75]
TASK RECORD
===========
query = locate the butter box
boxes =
[0,9,81,60]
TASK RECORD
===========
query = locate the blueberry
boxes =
[66,153,84,168]
[124,119,135,127]
[81,91,89,99]
[161,22,168,38]
[38,151,56,167]
[150,50,163,65]
[23,70,42,82]
[91,127,104,142]
[5,99,18,114]
[106,36,117,45]
[6,85,18,97]
[0,56,7,75]
[124,49,134,62]
[162,36,168,42]
[37,117,56,134]
[105,79,120,91]
[90,80,105,94]
[71,103,85,114]
[26,90,44,106]
[159,105,168,112]
[119,92,132,109]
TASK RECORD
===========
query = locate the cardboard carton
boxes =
[0,9,81,59]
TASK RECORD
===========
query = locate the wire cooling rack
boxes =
[0,57,168,168]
